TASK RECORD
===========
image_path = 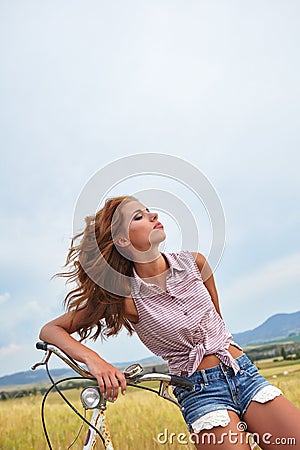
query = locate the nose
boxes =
[149,211,158,221]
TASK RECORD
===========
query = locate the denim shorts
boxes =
[173,354,282,433]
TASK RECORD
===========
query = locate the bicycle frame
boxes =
[32,342,193,450]
[83,408,113,450]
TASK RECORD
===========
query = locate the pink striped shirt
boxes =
[131,250,242,376]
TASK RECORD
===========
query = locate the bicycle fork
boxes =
[84,408,114,450]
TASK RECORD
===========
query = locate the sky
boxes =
[0,0,299,376]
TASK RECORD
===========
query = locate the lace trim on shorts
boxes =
[191,410,230,433]
[191,386,282,433]
[252,385,282,403]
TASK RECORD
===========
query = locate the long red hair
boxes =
[56,196,137,341]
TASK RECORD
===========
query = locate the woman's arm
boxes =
[192,252,223,318]
[39,311,126,400]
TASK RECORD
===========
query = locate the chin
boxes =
[151,231,166,244]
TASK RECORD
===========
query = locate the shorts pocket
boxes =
[174,381,205,403]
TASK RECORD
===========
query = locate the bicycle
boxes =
[32,342,194,450]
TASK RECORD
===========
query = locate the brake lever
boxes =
[31,350,52,370]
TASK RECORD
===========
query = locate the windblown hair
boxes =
[57,196,137,341]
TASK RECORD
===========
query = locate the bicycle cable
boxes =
[41,362,105,449]
[67,410,86,449]
[41,361,175,449]
[127,382,164,395]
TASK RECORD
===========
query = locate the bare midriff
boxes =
[181,344,244,375]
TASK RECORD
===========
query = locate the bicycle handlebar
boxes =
[33,341,193,390]
[34,342,94,378]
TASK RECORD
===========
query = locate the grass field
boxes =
[0,361,299,450]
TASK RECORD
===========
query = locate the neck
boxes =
[133,252,169,280]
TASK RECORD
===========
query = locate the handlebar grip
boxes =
[36,341,48,351]
[170,375,194,390]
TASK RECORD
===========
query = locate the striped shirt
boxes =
[131,250,242,376]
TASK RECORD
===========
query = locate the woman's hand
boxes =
[39,313,126,401]
[85,355,127,401]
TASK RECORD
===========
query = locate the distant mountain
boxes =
[0,368,74,388]
[232,311,300,347]
[0,355,164,388]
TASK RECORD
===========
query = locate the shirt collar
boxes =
[131,252,185,293]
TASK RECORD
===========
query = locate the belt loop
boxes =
[200,369,209,385]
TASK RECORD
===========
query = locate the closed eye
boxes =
[132,208,150,221]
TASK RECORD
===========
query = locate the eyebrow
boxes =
[131,207,148,215]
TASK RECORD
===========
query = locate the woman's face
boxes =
[119,200,166,254]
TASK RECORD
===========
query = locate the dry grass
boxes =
[0,362,299,450]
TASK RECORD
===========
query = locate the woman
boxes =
[40,195,300,449]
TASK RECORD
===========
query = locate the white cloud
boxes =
[223,253,300,306]
[222,252,300,333]
[0,343,22,357]
[3,298,58,332]
[1,0,300,375]
[0,292,10,304]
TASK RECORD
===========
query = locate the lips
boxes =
[154,222,164,229]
